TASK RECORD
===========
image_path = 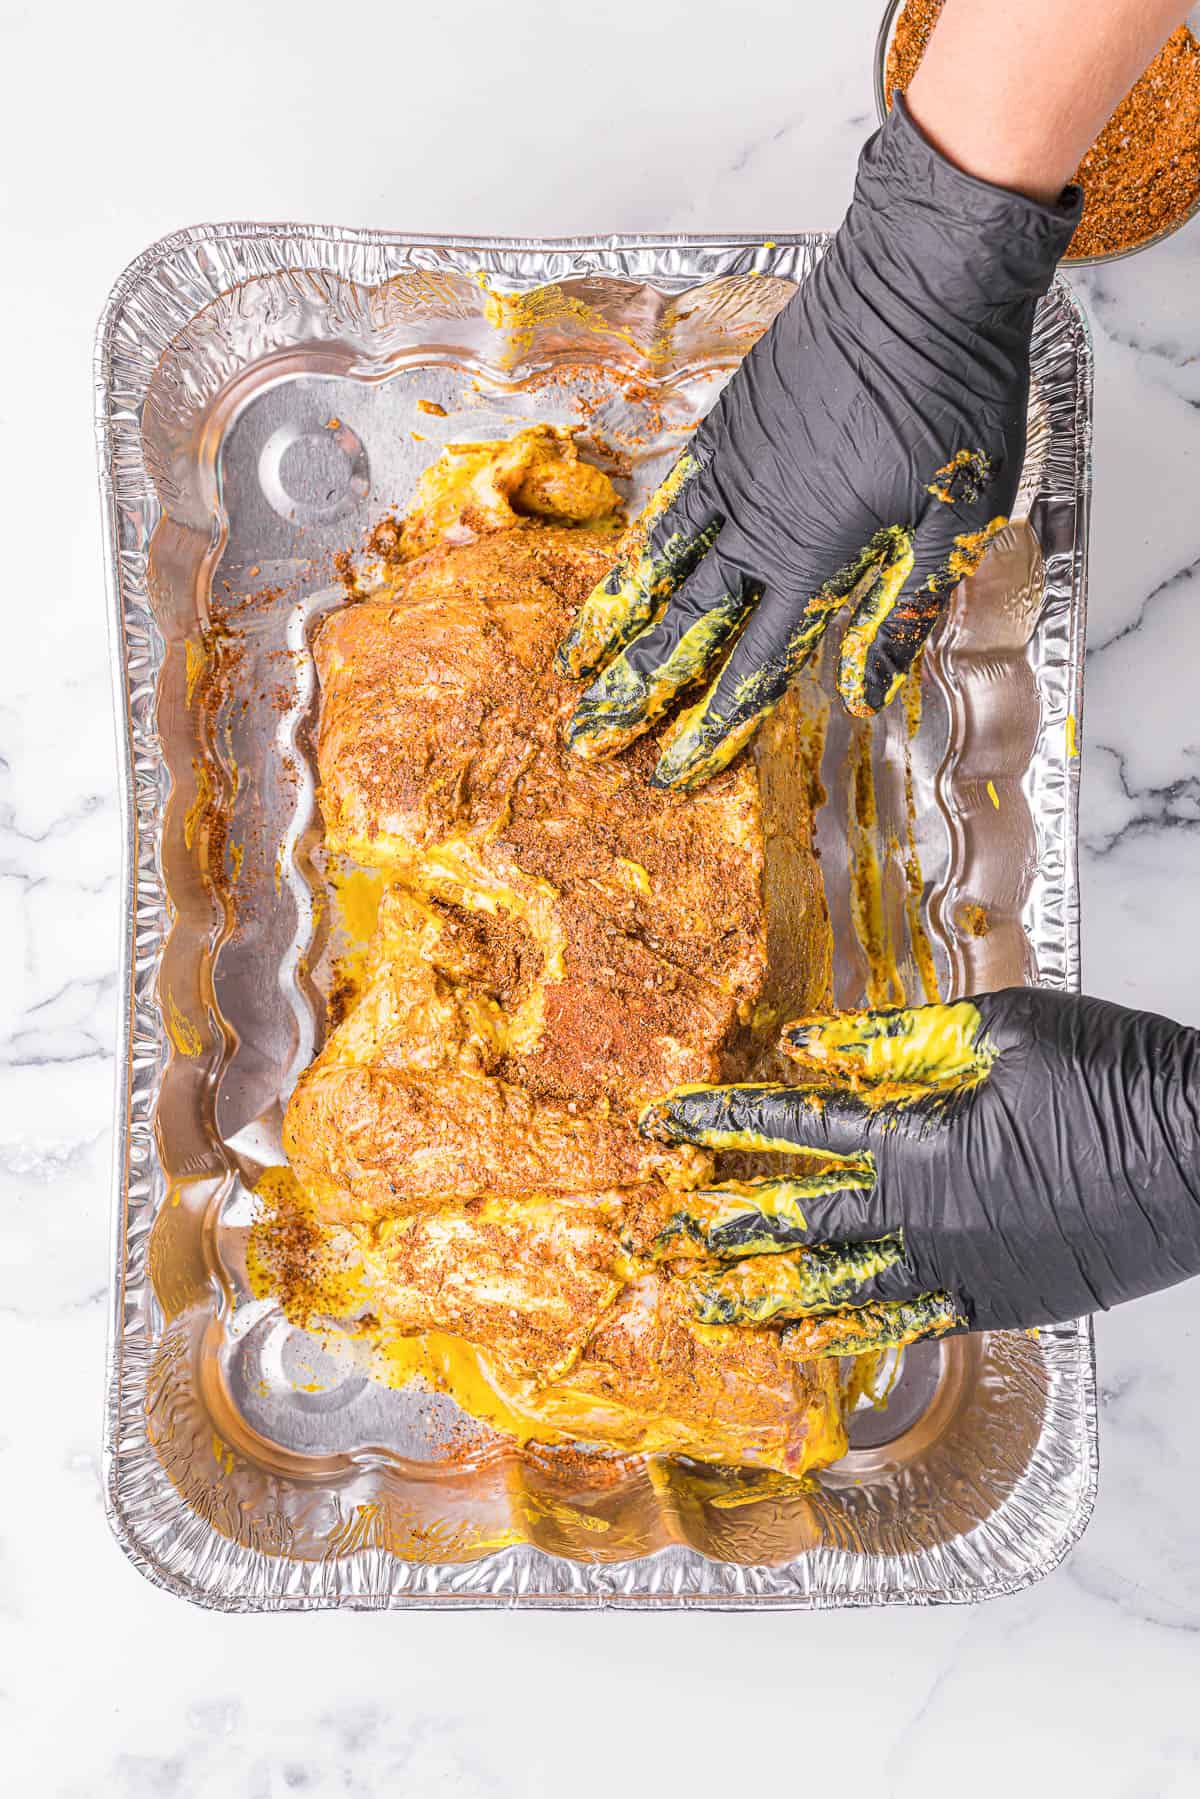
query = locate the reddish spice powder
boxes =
[885,1,1200,260]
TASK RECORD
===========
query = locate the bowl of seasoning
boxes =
[874,0,1200,263]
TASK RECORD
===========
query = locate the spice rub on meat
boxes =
[252,1177,846,1470]
[264,425,844,1475]
[296,428,770,1219]
[313,527,767,1010]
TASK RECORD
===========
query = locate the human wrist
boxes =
[905,60,1079,203]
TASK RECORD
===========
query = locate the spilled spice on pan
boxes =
[885,2,1200,259]
[956,900,991,939]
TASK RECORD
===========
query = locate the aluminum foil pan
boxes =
[97,227,1097,1610]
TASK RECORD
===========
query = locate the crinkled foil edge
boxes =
[97,226,1097,1611]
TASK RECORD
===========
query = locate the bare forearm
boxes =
[907,0,1190,200]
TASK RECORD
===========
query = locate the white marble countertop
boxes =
[5,0,1200,1791]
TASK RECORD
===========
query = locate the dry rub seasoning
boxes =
[886,1,1200,259]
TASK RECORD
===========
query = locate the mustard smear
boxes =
[1066,713,1080,759]
[846,724,905,1009]
[183,760,213,853]
[164,990,203,1058]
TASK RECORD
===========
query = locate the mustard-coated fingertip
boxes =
[555,636,602,682]
[637,1097,677,1142]
[554,567,637,679]
[638,1083,727,1144]
[837,688,879,721]
[781,1015,831,1054]
[561,709,607,761]
[650,760,707,794]
[652,726,722,792]
[649,742,696,790]
[780,1010,878,1066]
[562,656,664,761]
[836,659,909,720]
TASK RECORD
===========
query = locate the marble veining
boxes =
[5,0,1200,1791]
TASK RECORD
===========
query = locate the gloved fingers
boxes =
[685,1232,916,1325]
[651,528,911,791]
[648,1170,877,1261]
[640,1079,892,1165]
[554,450,718,679]
[563,551,756,760]
[782,1001,997,1098]
[779,1292,965,1360]
[838,451,1010,718]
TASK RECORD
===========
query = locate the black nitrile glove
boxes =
[638,991,1200,1356]
[559,98,1082,789]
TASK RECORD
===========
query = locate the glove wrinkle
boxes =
[860,98,1082,301]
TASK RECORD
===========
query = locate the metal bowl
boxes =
[873,0,1200,265]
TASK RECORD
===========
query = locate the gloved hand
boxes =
[558,97,1082,789]
[638,990,1200,1354]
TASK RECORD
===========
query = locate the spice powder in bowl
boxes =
[883,0,1200,261]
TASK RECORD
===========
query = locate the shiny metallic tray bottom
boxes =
[98,229,1097,1609]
